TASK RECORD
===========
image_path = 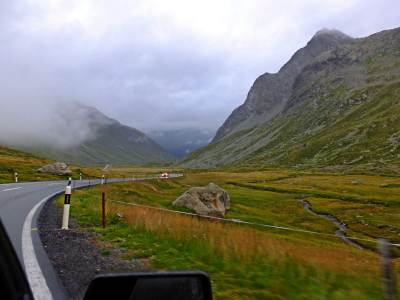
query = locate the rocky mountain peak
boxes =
[213,28,353,142]
[298,28,353,59]
[183,26,400,169]
[312,28,352,40]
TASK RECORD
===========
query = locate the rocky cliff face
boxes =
[213,29,353,141]
[183,27,400,168]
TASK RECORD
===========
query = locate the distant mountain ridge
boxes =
[14,103,174,165]
[183,27,400,168]
[149,128,214,157]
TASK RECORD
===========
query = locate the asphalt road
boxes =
[0,175,182,299]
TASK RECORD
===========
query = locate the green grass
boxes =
[58,170,400,299]
[0,145,64,183]
[0,144,179,183]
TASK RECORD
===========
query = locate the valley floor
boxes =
[50,169,400,299]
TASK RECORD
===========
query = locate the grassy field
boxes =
[58,169,400,299]
[0,145,178,183]
[0,145,62,183]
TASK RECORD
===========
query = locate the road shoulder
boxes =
[38,197,144,299]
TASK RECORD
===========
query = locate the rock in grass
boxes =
[39,162,72,175]
[173,183,230,218]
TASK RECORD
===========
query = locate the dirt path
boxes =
[298,199,364,250]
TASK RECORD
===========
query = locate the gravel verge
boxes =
[38,197,146,299]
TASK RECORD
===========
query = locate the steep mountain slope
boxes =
[149,128,214,157]
[16,104,174,165]
[213,29,353,141]
[183,27,400,168]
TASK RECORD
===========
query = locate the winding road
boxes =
[0,175,182,300]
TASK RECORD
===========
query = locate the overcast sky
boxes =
[0,0,399,142]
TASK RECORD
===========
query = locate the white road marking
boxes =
[22,195,54,300]
[48,183,64,186]
[0,187,23,192]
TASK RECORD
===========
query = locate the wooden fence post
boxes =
[101,177,106,229]
[101,191,106,228]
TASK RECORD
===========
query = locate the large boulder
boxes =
[173,183,230,217]
[39,162,72,175]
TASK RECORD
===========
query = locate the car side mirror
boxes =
[0,220,33,300]
[83,271,213,300]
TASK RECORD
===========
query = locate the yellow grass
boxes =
[109,201,380,275]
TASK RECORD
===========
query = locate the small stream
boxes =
[298,199,363,250]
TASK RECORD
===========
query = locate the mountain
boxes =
[182,27,400,168]
[148,128,214,157]
[15,104,174,165]
[213,29,353,141]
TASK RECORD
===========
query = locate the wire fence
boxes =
[69,174,399,299]
[105,199,400,249]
